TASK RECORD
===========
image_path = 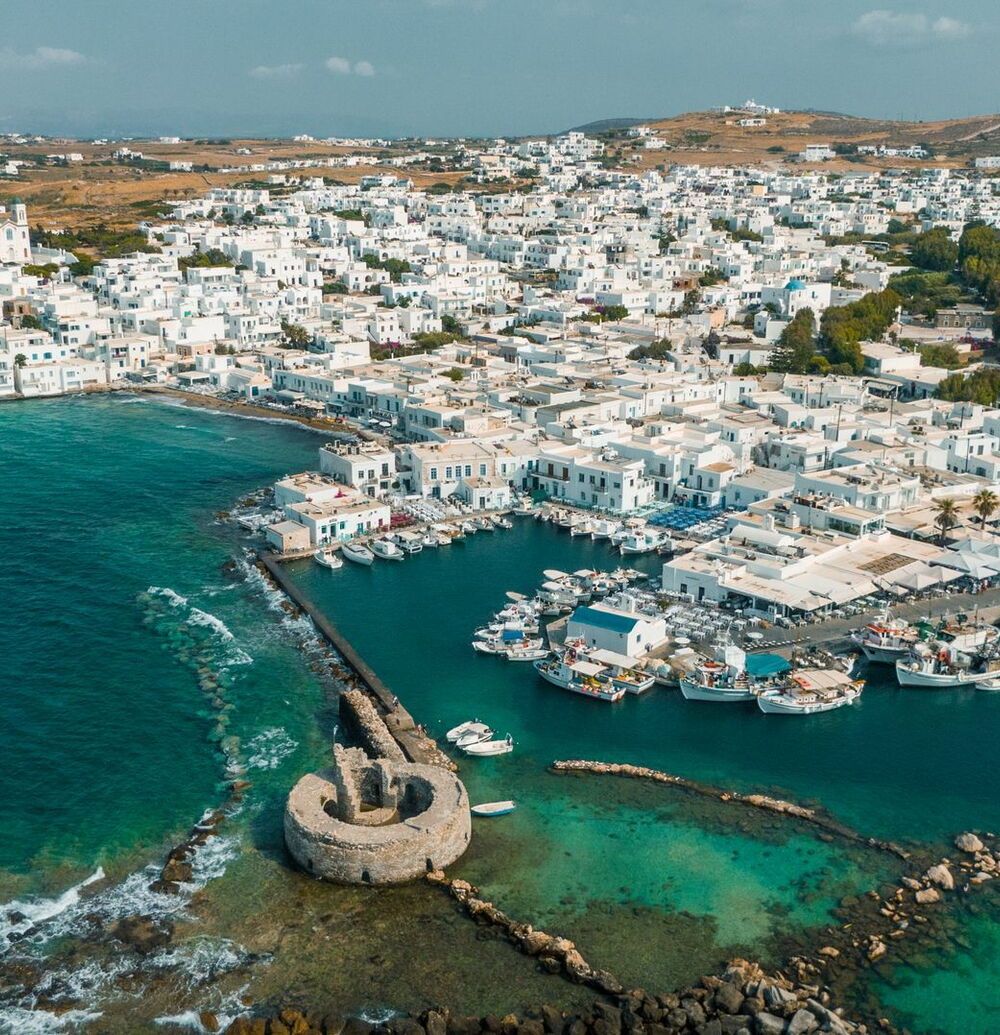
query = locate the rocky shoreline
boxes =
[221,956,871,1035]
[550,761,910,859]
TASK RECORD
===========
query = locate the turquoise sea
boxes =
[0,395,998,1033]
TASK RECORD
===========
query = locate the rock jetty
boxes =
[223,957,871,1035]
[550,761,909,859]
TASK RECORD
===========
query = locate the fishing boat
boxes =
[371,538,405,561]
[894,641,1000,688]
[850,612,920,664]
[455,725,494,748]
[512,499,534,515]
[394,530,424,554]
[575,643,656,694]
[472,638,506,655]
[313,549,344,570]
[757,669,864,715]
[495,516,513,529]
[471,801,517,817]
[590,519,621,541]
[476,516,495,531]
[975,675,1000,691]
[619,530,662,556]
[570,519,594,537]
[421,532,440,548]
[446,719,489,742]
[341,541,375,566]
[533,654,626,702]
[679,644,758,702]
[460,520,478,535]
[505,645,550,662]
[464,734,514,756]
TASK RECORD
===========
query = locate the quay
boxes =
[258,552,451,768]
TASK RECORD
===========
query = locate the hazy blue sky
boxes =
[0,0,996,138]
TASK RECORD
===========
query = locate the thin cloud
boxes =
[0,46,86,70]
[325,55,376,76]
[249,63,304,80]
[851,10,971,47]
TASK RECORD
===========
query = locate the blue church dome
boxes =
[785,278,806,292]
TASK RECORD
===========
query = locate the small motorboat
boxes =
[495,516,513,530]
[505,647,549,662]
[421,532,440,548]
[313,549,343,570]
[446,719,484,742]
[372,538,405,561]
[460,521,478,535]
[471,801,517,817]
[476,517,495,531]
[463,734,514,756]
[341,542,375,566]
[975,676,1000,691]
[456,725,494,748]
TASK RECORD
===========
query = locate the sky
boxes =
[0,0,996,139]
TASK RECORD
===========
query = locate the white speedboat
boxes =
[464,735,514,756]
[341,542,375,566]
[371,538,405,561]
[757,669,864,715]
[456,725,494,748]
[472,638,506,655]
[495,516,513,529]
[471,800,517,817]
[460,521,478,535]
[446,719,485,742]
[313,549,344,570]
[505,646,550,662]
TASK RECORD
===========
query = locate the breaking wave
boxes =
[245,728,297,771]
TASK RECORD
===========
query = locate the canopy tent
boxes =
[939,550,1000,580]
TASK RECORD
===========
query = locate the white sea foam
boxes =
[245,728,297,771]
[185,608,235,642]
[0,1006,103,1033]
[0,867,105,946]
[148,586,189,608]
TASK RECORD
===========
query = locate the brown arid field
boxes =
[4,110,1000,230]
[616,109,1000,173]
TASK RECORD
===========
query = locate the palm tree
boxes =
[972,489,999,530]
[933,497,960,544]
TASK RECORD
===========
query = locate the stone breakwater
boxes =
[550,761,909,860]
[222,957,869,1035]
[257,554,454,771]
[426,870,624,996]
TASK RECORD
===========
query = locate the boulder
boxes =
[200,1013,221,1033]
[785,1011,817,1035]
[424,1013,446,1035]
[518,1023,544,1035]
[161,859,194,884]
[714,984,744,1015]
[698,1021,723,1035]
[111,914,174,955]
[926,864,954,890]
[914,888,940,905]
[539,1006,562,1034]
[754,1014,785,1035]
[955,833,984,854]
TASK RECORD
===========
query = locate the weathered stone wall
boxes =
[339,689,405,762]
[284,758,471,885]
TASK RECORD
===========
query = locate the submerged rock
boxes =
[111,914,174,954]
[925,864,955,890]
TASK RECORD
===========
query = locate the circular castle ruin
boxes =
[284,743,471,885]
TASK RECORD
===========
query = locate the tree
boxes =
[972,489,998,530]
[937,368,1000,405]
[20,313,43,331]
[444,367,464,382]
[22,262,59,279]
[909,228,958,272]
[769,308,816,373]
[322,281,349,295]
[14,353,26,367]
[818,288,900,374]
[628,339,672,361]
[279,320,312,349]
[732,362,760,376]
[933,497,960,544]
[917,343,962,369]
[600,304,630,322]
[440,314,462,334]
[994,307,1000,343]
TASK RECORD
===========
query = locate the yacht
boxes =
[341,541,375,566]
[313,549,344,570]
[533,652,626,702]
[679,644,758,703]
[757,669,864,715]
[371,538,405,561]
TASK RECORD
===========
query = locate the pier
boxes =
[258,552,451,768]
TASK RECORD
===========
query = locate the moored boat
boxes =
[464,735,514,756]
[341,541,375,566]
[313,549,344,570]
[757,669,864,715]
[471,800,517,817]
[446,719,486,742]
[533,654,625,702]
[679,644,757,702]
[371,538,405,561]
